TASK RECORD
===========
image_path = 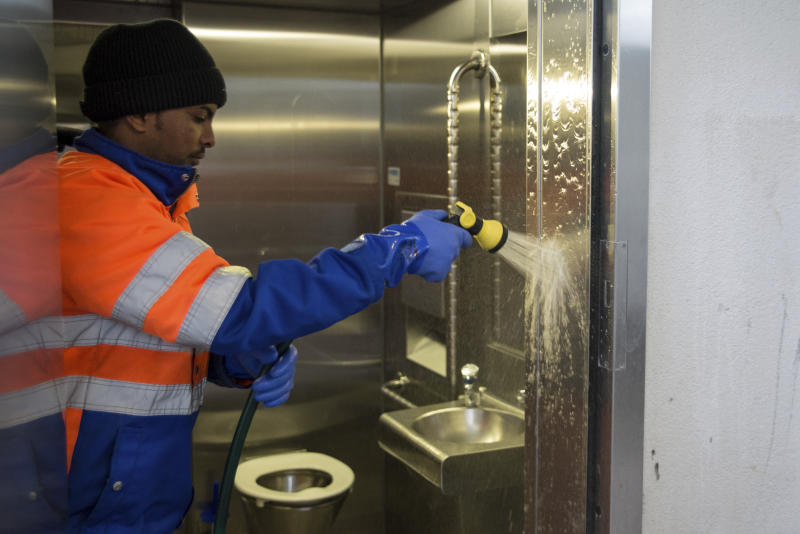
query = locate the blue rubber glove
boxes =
[224,346,280,381]
[404,209,472,282]
[252,344,298,407]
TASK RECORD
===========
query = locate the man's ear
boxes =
[122,113,154,134]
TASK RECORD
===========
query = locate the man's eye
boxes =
[194,115,207,123]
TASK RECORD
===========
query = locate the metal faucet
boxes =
[460,363,480,407]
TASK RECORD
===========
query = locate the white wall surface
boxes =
[645,0,800,532]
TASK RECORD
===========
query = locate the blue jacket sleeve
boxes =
[206,352,248,388]
[209,225,428,356]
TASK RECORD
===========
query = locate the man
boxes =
[58,19,471,532]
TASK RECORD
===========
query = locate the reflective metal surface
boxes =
[257,469,333,492]
[383,2,526,532]
[239,487,348,534]
[383,0,487,402]
[183,2,381,271]
[487,30,528,355]
[525,0,594,531]
[411,407,524,444]
[445,49,505,389]
[460,362,480,407]
[378,399,523,495]
[591,0,651,532]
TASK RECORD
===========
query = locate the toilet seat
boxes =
[235,452,354,506]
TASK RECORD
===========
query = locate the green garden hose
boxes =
[212,340,293,534]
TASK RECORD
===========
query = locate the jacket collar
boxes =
[74,127,198,206]
[0,127,55,175]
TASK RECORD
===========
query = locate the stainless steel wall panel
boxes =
[591,0,651,532]
[525,0,594,531]
[54,0,177,25]
[488,31,528,356]
[383,0,483,401]
[54,23,104,130]
[183,2,381,330]
[383,1,526,533]
[491,0,527,37]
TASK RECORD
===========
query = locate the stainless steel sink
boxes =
[378,399,524,495]
[411,406,524,444]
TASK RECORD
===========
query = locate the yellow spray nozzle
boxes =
[454,201,477,229]
[448,201,509,253]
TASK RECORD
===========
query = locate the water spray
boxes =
[446,200,569,290]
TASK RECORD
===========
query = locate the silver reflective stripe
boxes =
[64,314,189,351]
[0,287,27,336]
[0,378,65,429]
[0,375,206,428]
[0,315,190,358]
[112,231,209,328]
[64,376,205,416]
[0,315,65,358]
[176,266,251,349]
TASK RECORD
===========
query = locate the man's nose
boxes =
[201,123,215,149]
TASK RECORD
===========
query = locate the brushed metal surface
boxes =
[382,0,529,406]
[525,0,594,531]
[411,406,524,444]
[591,0,651,532]
[378,400,524,495]
[488,31,528,355]
[383,0,484,400]
[54,0,404,18]
[182,2,382,357]
[382,3,526,532]
[491,0,527,37]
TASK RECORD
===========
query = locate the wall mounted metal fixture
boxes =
[445,50,504,389]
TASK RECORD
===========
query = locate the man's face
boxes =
[140,103,217,167]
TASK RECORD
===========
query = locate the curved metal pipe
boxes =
[487,63,504,341]
[445,50,503,393]
[447,50,487,91]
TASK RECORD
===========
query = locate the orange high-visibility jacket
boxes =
[59,138,251,532]
[58,127,434,532]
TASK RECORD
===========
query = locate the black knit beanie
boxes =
[80,19,226,122]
